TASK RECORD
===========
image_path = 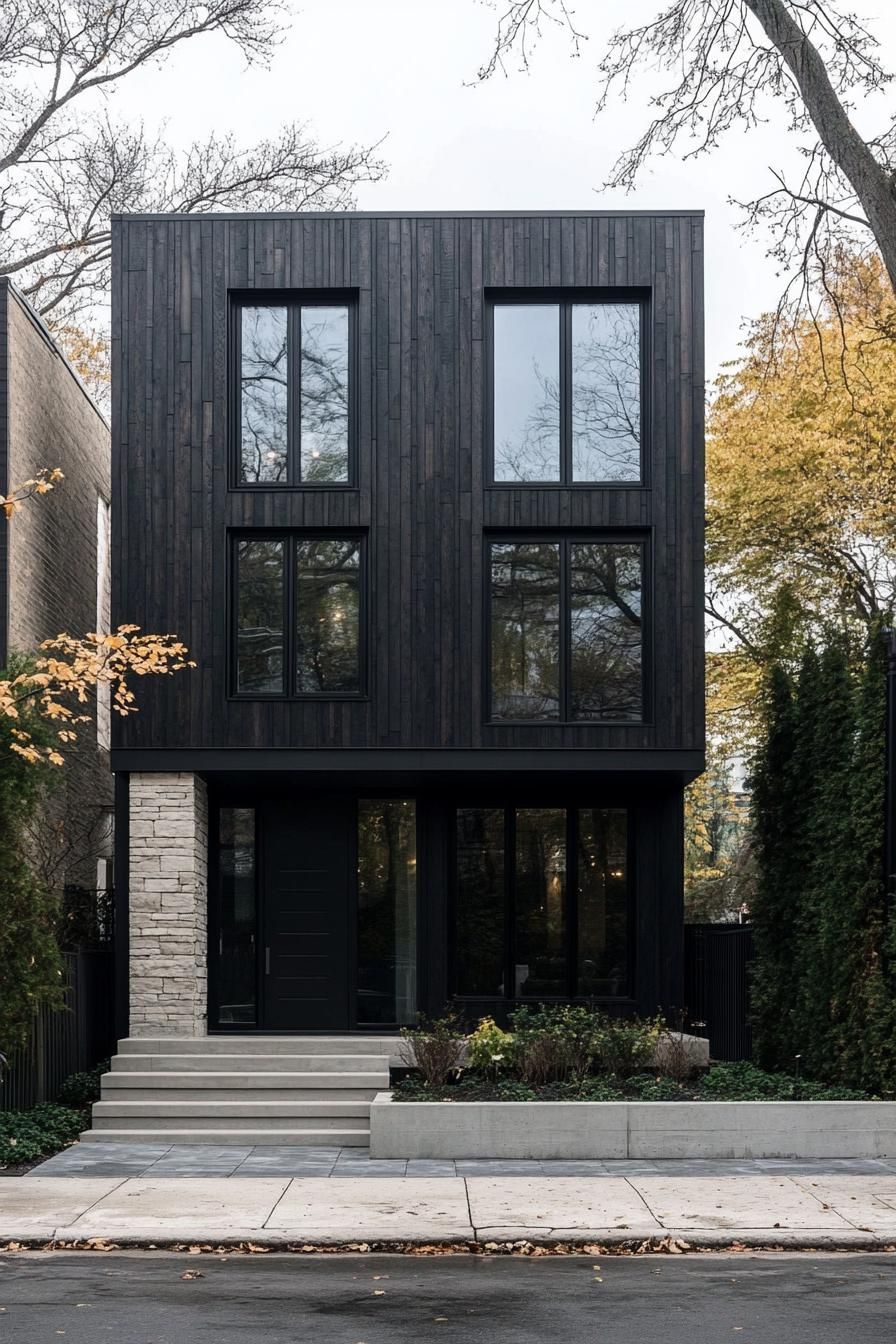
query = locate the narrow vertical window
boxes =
[515,808,567,997]
[577,809,629,997]
[493,304,561,481]
[295,538,361,693]
[357,800,417,1024]
[569,542,642,720]
[571,304,641,482]
[240,307,288,483]
[455,808,506,997]
[300,306,350,481]
[217,807,257,1025]
[235,538,284,693]
[489,542,561,720]
[95,494,111,750]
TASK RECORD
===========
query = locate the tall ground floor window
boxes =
[356,799,417,1026]
[454,806,630,1001]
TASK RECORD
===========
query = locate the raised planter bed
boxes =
[370,1093,896,1160]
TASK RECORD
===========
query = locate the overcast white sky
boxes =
[113,0,896,379]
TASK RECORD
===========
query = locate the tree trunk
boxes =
[745,0,896,297]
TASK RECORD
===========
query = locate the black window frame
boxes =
[230,289,359,490]
[486,288,649,487]
[484,531,649,725]
[449,802,636,1005]
[228,529,368,701]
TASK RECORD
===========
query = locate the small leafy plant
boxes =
[400,1012,465,1088]
[0,1103,83,1165]
[466,1017,514,1077]
[594,1014,662,1077]
[509,1004,603,1085]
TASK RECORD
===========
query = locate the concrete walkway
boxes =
[26,1143,896,1180]
[4,1169,896,1247]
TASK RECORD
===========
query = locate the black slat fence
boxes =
[684,922,753,1061]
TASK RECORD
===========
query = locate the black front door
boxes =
[262,800,351,1030]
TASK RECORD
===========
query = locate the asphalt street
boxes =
[0,1251,894,1343]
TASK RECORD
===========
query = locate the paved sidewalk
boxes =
[27,1144,896,1179]
[4,1171,896,1247]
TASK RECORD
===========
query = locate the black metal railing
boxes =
[0,946,115,1111]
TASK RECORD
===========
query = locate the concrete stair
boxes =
[83,1037,396,1146]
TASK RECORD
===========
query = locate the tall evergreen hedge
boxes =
[750,631,894,1092]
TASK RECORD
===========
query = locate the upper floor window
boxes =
[488,537,644,722]
[232,532,364,697]
[236,299,353,486]
[491,299,642,484]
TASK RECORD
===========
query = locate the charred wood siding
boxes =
[112,212,704,757]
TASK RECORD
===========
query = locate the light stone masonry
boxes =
[129,772,208,1037]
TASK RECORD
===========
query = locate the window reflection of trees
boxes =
[490,543,561,720]
[300,307,349,482]
[236,539,284,692]
[493,302,641,483]
[295,539,360,693]
[455,808,505,996]
[357,800,417,1025]
[240,308,288,483]
[515,808,567,997]
[570,543,642,720]
[577,809,629,997]
[572,304,640,481]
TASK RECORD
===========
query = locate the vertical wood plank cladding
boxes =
[112,212,704,759]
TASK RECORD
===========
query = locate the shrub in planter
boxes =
[595,1014,662,1077]
[467,1017,514,1076]
[0,1103,83,1164]
[400,1012,465,1088]
[508,1004,602,1085]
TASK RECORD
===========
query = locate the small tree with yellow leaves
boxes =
[0,469,195,1061]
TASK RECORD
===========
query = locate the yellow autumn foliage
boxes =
[706,253,896,751]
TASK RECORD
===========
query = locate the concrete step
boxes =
[101,1071,387,1092]
[98,1084,381,1103]
[118,1036,401,1057]
[79,1128,370,1146]
[110,1053,390,1075]
[93,1100,370,1120]
[92,1113,369,1133]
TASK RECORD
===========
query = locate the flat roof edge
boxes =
[112,208,705,223]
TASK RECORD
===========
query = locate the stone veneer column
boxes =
[129,772,208,1037]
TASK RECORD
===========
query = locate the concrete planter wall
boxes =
[370,1093,896,1160]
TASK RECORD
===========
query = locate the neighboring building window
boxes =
[357,799,417,1025]
[488,538,644,722]
[233,533,364,698]
[237,300,352,485]
[454,806,630,1000]
[216,807,257,1026]
[492,299,641,483]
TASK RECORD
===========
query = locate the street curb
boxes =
[2,1232,893,1254]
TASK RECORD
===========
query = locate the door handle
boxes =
[265,947,271,976]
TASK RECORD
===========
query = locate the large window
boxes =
[236,300,353,485]
[488,538,644,722]
[454,806,631,1000]
[491,299,642,483]
[232,533,364,697]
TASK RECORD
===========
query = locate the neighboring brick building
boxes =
[0,277,113,893]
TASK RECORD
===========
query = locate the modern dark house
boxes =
[99,210,704,1144]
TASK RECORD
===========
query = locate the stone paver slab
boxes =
[790,1175,896,1233]
[630,1176,855,1232]
[0,1177,125,1237]
[65,1178,290,1238]
[265,1177,472,1241]
[466,1177,656,1235]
